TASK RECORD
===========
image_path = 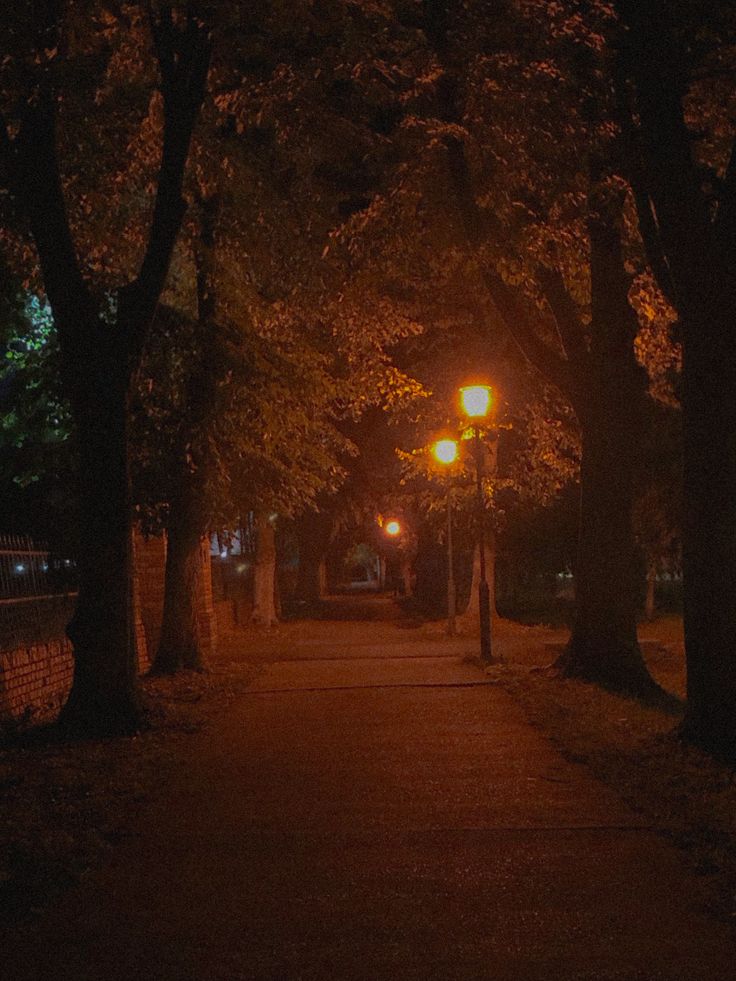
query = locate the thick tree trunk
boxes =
[152,192,220,675]
[613,0,736,755]
[679,311,736,758]
[152,479,208,674]
[553,184,660,697]
[59,363,142,735]
[252,512,278,627]
[557,399,657,695]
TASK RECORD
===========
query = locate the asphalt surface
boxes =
[3,595,735,980]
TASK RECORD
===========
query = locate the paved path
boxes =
[4,596,735,979]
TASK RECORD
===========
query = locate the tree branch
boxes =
[1,93,93,354]
[194,191,219,327]
[611,56,679,309]
[535,264,590,371]
[121,2,212,362]
[613,0,716,298]
[630,182,679,308]
[443,136,579,402]
[477,263,579,404]
[421,3,580,406]
[588,186,647,388]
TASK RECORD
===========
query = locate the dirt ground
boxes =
[485,614,736,919]
[2,600,736,978]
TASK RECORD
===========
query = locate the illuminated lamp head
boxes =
[433,438,459,465]
[459,384,493,419]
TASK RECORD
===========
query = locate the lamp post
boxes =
[459,384,493,663]
[433,438,459,636]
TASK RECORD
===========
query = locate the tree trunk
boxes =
[296,552,326,605]
[59,362,142,735]
[152,478,208,674]
[645,570,656,622]
[679,311,736,758]
[552,183,660,697]
[152,192,220,675]
[295,512,332,604]
[6,19,210,735]
[557,398,657,695]
[462,540,497,620]
[252,512,278,627]
[613,0,736,755]
[400,557,414,598]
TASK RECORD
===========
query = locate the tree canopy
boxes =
[3,1,736,756]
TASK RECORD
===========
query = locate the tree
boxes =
[612,0,736,755]
[149,193,220,674]
[190,4,429,626]
[380,0,661,693]
[0,4,210,732]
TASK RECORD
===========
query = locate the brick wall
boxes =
[0,530,218,727]
[0,638,74,725]
[0,624,151,728]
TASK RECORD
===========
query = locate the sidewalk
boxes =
[2,597,734,980]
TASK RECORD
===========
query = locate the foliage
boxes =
[0,294,70,477]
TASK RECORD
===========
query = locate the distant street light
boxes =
[385,519,401,537]
[432,438,459,636]
[459,384,494,663]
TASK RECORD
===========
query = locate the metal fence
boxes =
[0,534,77,652]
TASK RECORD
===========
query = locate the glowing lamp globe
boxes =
[460,384,492,419]
[385,520,401,537]
[433,439,458,465]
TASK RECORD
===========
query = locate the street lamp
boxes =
[433,438,459,636]
[459,384,494,663]
[385,519,401,537]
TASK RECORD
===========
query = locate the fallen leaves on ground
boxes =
[0,656,260,923]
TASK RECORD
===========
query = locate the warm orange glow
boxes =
[385,519,401,536]
[460,384,492,418]
[433,438,458,465]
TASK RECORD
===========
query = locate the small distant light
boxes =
[64,559,71,567]
[220,549,228,559]
[385,520,401,537]
[15,564,25,574]
[41,562,48,571]
[236,563,248,574]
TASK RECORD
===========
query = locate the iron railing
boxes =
[0,534,77,652]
